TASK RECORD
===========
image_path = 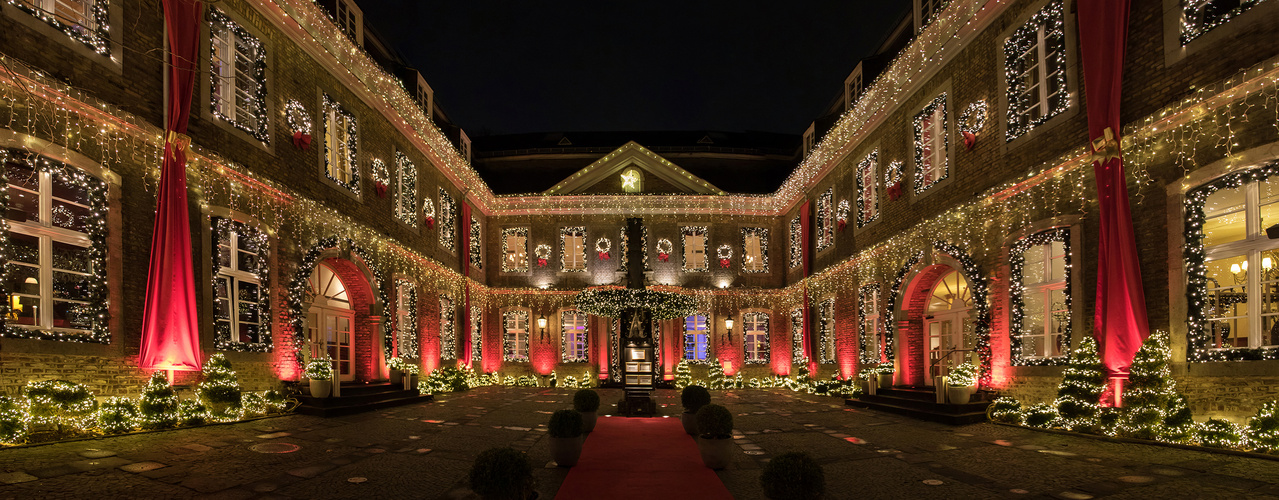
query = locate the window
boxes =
[561,309,588,362]
[743,312,770,364]
[469,217,482,269]
[1004,0,1068,141]
[789,216,802,269]
[11,0,109,55]
[2,151,108,342]
[470,305,482,364]
[503,309,529,362]
[913,94,948,194]
[1011,229,1071,363]
[857,150,879,226]
[395,280,418,358]
[916,0,950,31]
[439,295,455,361]
[1187,172,1279,355]
[322,94,359,193]
[394,152,417,226]
[791,308,806,364]
[818,298,836,364]
[816,189,834,251]
[502,227,529,272]
[212,218,269,351]
[802,123,816,158]
[681,226,708,272]
[844,67,863,111]
[438,188,456,250]
[858,284,881,365]
[209,9,268,142]
[684,314,709,362]
[621,168,642,193]
[560,226,586,272]
[1181,0,1266,45]
[741,227,768,273]
[334,0,362,46]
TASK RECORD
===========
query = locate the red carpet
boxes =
[554,416,735,500]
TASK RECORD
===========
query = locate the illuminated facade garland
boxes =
[573,288,697,320]
[5,0,110,56]
[471,305,482,364]
[1009,227,1072,366]
[503,309,529,362]
[321,93,359,194]
[501,227,529,273]
[655,238,673,262]
[1180,0,1266,45]
[883,251,924,362]
[394,151,417,226]
[912,94,949,195]
[208,9,269,143]
[370,158,389,187]
[681,226,708,272]
[619,225,649,271]
[743,311,769,364]
[285,237,391,366]
[857,283,881,365]
[212,217,271,352]
[740,227,768,273]
[817,298,835,364]
[394,278,418,358]
[0,149,109,344]
[469,217,482,269]
[791,308,806,364]
[438,188,456,250]
[1184,161,1279,361]
[284,99,312,135]
[789,216,801,269]
[560,226,586,272]
[957,100,988,135]
[560,309,589,363]
[816,189,834,251]
[439,294,456,361]
[856,150,879,227]
[933,241,992,386]
[1003,0,1069,141]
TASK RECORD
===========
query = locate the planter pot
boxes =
[681,411,698,436]
[309,379,332,399]
[877,373,892,389]
[549,436,583,467]
[947,385,974,405]
[697,436,734,470]
[406,373,419,391]
[581,411,597,434]
[864,380,876,396]
[389,370,404,385]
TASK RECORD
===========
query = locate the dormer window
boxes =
[459,130,472,163]
[413,73,433,119]
[1181,0,1266,45]
[915,0,950,33]
[844,64,864,111]
[802,123,816,158]
[335,0,363,47]
[10,0,110,56]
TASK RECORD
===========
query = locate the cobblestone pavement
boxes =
[2,387,1279,499]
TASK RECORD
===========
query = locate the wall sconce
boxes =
[724,316,734,342]
[537,314,548,340]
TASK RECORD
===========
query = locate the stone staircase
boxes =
[846,386,991,425]
[296,382,433,417]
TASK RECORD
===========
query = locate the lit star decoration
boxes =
[620,170,639,191]
[1009,227,1072,366]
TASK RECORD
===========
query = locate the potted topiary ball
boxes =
[548,408,584,467]
[469,447,536,500]
[305,356,335,398]
[695,403,733,469]
[946,361,978,404]
[681,385,711,436]
[573,389,601,434]
[760,451,825,500]
[875,364,894,389]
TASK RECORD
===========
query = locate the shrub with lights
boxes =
[24,380,96,438]
[97,397,139,435]
[1198,418,1247,450]
[1161,393,1196,444]
[674,360,692,389]
[179,400,211,426]
[0,397,26,444]
[1023,403,1059,429]
[304,355,335,380]
[198,353,244,422]
[1120,331,1175,440]
[706,361,727,390]
[1053,336,1106,432]
[1249,401,1279,453]
[139,372,179,430]
[988,397,1023,424]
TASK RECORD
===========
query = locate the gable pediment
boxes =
[543,141,725,195]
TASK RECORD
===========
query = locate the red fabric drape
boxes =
[1079,0,1148,379]
[460,201,472,367]
[139,0,205,371]
[799,200,816,373]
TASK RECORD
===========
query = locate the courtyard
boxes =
[0,387,1278,499]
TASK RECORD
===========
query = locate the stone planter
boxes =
[681,411,698,436]
[947,385,974,404]
[389,370,404,385]
[549,436,583,467]
[864,380,877,396]
[877,373,892,389]
[581,411,598,434]
[405,373,419,391]
[697,436,734,470]
[309,379,331,398]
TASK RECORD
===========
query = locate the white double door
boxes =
[307,305,355,382]
[923,310,970,386]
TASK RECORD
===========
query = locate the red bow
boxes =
[598,251,609,260]
[375,181,388,198]
[962,131,977,151]
[658,252,670,262]
[424,216,435,229]
[887,182,904,201]
[719,258,730,268]
[292,131,312,150]
[537,258,548,267]
[837,219,847,232]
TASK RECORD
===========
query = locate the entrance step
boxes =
[297,382,433,417]
[847,385,992,425]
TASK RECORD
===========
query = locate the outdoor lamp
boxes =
[725,317,734,331]
[538,315,548,339]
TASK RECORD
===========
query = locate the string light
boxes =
[394,279,419,357]
[913,94,949,194]
[740,227,768,273]
[857,283,881,365]
[1180,0,1265,46]
[284,99,313,136]
[816,189,833,251]
[321,94,359,194]
[438,188,456,249]
[208,9,269,143]
[788,217,802,269]
[212,217,272,352]
[395,151,417,226]
[560,226,586,272]
[469,216,482,269]
[5,0,110,56]
[1008,228,1072,366]
[856,151,878,226]
[743,311,769,364]
[1003,0,1069,142]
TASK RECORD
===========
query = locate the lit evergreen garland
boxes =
[1053,335,1105,432]
[816,189,834,251]
[1180,0,1266,45]
[286,237,392,366]
[470,217,483,269]
[5,0,111,56]
[932,241,992,386]
[561,226,587,272]
[740,227,768,273]
[743,311,769,364]
[573,288,697,320]
[680,226,708,272]
[789,216,802,269]
[438,188,456,249]
[1009,228,1071,366]
[1003,0,1068,141]
[394,279,419,357]
[208,9,269,143]
[856,150,879,227]
[618,225,650,272]
[501,227,529,272]
[791,308,807,365]
[883,251,924,363]
[321,94,360,194]
[912,94,949,194]
[285,99,313,136]
[394,151,418,226]
[211,217,271,352]
[857,283,881,365]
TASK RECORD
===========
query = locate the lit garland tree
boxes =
[1120,331,1174,439]
[0,396,25,444]
[24,380,96,438]
[1248,401,1279,452]
[1054,336,1106,432]
[198,353,244,422]
[139,372,179,429]
[674,360,692,390]
[98,397,139,434]
[707,361,726,390]
[1161,393,1196,444]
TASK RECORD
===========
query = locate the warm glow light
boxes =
[537,315,548,330]
[1231,263,1242,274]
[1265,257,1273,270]
[725,317,734,330]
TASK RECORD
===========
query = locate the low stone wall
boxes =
[1176,375,1279,422]
[0,350,284,400]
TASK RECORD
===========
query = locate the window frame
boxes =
[740,227,769,274]
[816,189,835,252]
[913,94,950,195]
[208,8,269,144]
[1001,0,1073,144]
[858,283,881,365]
[742,311,770,364]
[211,217,270,352]
[394,151,417,227]
[469,216,483,270]
[560,309,589,363]
[857,150,880,227]
[560,226,587,272]
[791,308,806,364]
[438,188,456,252]
[501,227,529,273]
[1009,228,1073,365]
[789,216,802,269]
[395,279,418,360]
[681,226,709,272]
[321,93,360,196]
[6,0,113,57]
[503,308,530,362]
[683,313,710,363]
[817,298,836,364]
[470,305,482,365]
[439,294,455,361]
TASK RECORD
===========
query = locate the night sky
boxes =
[360,1,911,137]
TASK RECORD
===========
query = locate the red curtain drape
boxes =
[1079,0,1148,381]
[460,201,472,367]
[138,0,205,371]
[799,200,816,373]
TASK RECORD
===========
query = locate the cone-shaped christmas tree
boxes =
[1121,331,1173,439]
[1055,336,1107,432]
[674,360,692,389]
[139,371,179,429]
[1161,392,1196,443]
[197,353,243,422]
[707,360,726,390]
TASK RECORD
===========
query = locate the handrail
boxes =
[928,347,974,372]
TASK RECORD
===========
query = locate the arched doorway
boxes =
[307,262,356,382]
[923,270,973,386]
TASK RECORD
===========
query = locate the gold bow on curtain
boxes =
[1089,127,1121,164]
[165,130,191,162]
